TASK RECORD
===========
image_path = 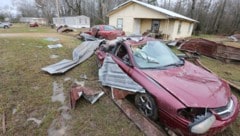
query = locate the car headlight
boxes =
[178,108,216,134]
[189,112,216,134]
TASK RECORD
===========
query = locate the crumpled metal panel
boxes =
[42,40,103,74]
[79,33,97,41]
[70,84,104,109]
[179,38,218,57]
[179,38,240,61]
[99,56,145,93]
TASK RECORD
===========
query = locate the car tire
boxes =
[4,25,9,29]
[135,93,158,121]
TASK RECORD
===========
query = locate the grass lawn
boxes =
[0,24,240,135]
[0,24,143,135]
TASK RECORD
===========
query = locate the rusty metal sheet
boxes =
[113,99,167,136]
[111,88,134,99]
[179,38,240,61]
[179,38,218,57]
[232,34,240,40]
[70,84,104,109]
[57,25,73,33]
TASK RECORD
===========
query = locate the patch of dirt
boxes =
[0,33,62,38]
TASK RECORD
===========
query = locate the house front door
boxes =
[134,19,141,35]
[151,20,160,33]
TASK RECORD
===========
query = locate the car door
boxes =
[111,43,133,76]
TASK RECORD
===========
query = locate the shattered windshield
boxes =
[132,41,182,69]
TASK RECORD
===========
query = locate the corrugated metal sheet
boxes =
[179,38,240,61]
[99,55,145,93]
[42,40,103,74]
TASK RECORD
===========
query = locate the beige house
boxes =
[108,0,198,40]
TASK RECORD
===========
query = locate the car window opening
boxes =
[116,44,130,65]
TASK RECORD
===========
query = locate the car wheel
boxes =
[135,93,158,121]
[4,25,9,29]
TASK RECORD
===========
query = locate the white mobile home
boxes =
[19,17,48,25]
[53,15,90,28]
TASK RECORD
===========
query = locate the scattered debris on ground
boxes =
[50,54,59,59]
[44,37,59,42]
[48,80,71,136]
[64,77,71,82]
[52,81,65,104]
[74,79,85,87]
[179,38,240,61]
[70,83,104,108]
[166,39,185,47]
[77,33,97,41]
[80,74,88,80]
[12,108,17,115]
[228,34,240,42]
[42,40,103,74]
[57,25,73,33]
[48,43,63,49]
[27,117,43,127]
[111,88,134,99]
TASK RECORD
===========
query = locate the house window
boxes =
[178,21,182,34]
[151,20,160,33]
[188,24,192,34]
[117,18,123,29]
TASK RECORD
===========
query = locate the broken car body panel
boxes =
[96,37,239,135]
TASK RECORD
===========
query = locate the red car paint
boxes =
[86,25,125,40]
[95,37,239,135]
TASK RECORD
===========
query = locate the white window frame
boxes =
[188,24,192,34]
[117,18,123,29]
[178,21,182,34]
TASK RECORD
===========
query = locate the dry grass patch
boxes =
[0,35,143,135]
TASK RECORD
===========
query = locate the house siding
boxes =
[108,2,195,40]
[140,19,151,34]
[171,20,193,39]
[109,3,168,34]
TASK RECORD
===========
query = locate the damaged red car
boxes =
[96,37,239,135]
[85,25,125,40]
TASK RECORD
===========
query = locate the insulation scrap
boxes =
[48,44,63,49]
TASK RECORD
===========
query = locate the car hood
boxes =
[142,61,230,108]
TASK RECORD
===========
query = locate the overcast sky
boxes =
[0,0,12,8]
